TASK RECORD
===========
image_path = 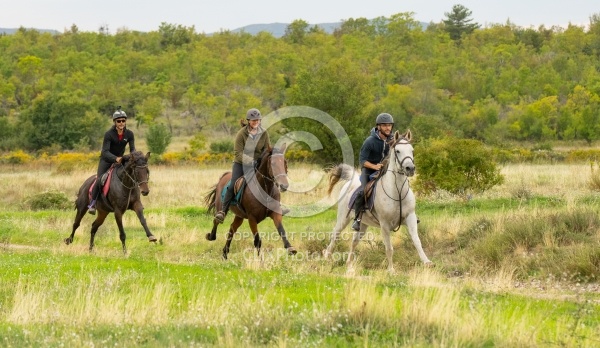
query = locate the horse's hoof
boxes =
[322,250,331,259]
[205,233,216,241]
[287,247,297,255]
[424,261,435,268]
[64,238,72,245]
[222,253,228,260]
[148,236,157,242]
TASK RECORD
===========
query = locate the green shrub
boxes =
[209,140,234,154]
[188,133,207,153]
[146,123,172,155]
[415,137,504,197]
[24,190,72,210]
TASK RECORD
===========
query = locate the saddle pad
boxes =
[347,184,377,211]
[220,178,245,205]
[88,166,115,200]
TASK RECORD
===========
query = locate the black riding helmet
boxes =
[375,113,394,125]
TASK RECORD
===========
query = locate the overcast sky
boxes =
[2,0,599,34]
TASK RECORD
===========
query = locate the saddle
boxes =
[88,166,115,200]
[347,163,388,212]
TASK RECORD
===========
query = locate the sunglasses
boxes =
[115,119,126,123]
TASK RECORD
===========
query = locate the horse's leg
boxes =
[131,201,157,242]
[223,216,243,260]
[271,214,296,255]
[65,203,87,245]
[405,213,433,265]
[206,220,218,241]
[346,224,368,276]
[380,226,395,274]
[113,211,128,255]
[324,205,351,259]
[89,211,109,252]
[247,217,262,257]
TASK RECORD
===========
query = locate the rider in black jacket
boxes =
[351,113,394,231]
[87,107,136,214]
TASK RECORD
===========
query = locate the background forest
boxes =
[2,6,600,162]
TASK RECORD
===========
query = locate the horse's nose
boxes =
[142,189,150,196]
[280,184,288,192]
[406,165,415,177]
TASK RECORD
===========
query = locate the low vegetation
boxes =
[0,162,599,346]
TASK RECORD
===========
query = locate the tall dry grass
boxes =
[1,162,595,209]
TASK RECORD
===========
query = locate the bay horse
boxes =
[323,130,433,274]
[204,144,297,259]
[64,151,157,253]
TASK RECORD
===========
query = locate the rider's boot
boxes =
[88,181,100,215]
[351,191,365,231]
[87,199,96,215]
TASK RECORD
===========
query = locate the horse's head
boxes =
[390,130,415,177]
[261,143,289,192]
[126,151,151,195]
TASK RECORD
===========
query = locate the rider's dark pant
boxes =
[221,162,244,212]
[354,168,376,218]
[91,160,112,200]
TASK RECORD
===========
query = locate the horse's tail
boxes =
[327,163,356,196]
[204,184,218,214]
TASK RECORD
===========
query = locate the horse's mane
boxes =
[129,151,149,162]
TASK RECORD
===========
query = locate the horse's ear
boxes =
[279,143,287,152]
[393,130,400,141]
[146,152,151,160]
[404,129,412,142]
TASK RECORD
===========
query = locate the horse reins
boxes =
[254,153,288,216]
[379,138,413,231]
[114,160,149,206]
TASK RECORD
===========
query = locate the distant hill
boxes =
[0,28,60,35]
[230,22,342,37]
[230,21,428,38]
[2,21,428,37]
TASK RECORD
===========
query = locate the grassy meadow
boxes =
[1,161,599,347]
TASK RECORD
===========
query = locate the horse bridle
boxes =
[262,153,288,190]
[378,138,413,231]
[380,138,413,202]
[391,139,414,176]
[118,160,149,190]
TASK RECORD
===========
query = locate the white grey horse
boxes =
[323,130,433,274]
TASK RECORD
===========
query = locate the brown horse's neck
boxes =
[255,157,275,195]
[116,163,136,190]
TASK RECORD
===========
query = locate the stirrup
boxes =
[87,200,96,215]
[214,211,226,224]
[351,219,361,231]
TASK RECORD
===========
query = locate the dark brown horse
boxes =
[64,151,157,253]
[204,144,297,259]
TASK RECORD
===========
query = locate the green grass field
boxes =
[1,163,599,347]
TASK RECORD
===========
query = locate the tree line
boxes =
[1,5,600,161]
